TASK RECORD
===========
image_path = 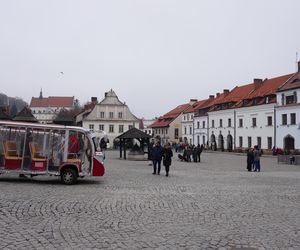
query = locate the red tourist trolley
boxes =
[0,121,105,184]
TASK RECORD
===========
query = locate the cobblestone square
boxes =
[0,151,299,249]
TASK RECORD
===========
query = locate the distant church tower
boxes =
[39,89,43,99]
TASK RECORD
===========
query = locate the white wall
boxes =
[182,112,194,145]
[193,115,208,146]
[235,104,275,150]
[276,104,300,149]
[208,109,235,150]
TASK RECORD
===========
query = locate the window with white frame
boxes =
[282,114,287,125]
[239,136,243,148]
[267,116,272,126]
[109,125,114,133]
[239,118,243,127]
[99,124,104,131]
[291,113,296,125]
[119,125,124,133]
[252,117,257,127]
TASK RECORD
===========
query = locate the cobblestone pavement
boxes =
[0,150,299,250]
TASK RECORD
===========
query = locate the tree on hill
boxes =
[0,93,27,116]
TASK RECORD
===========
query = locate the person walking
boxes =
[186,145,192,162]
[253,145,262,172]
[163,142,173,177]
[246,148,254,172]
[196,144,203,162]
[192,145,198,162]
[152,141,164,175]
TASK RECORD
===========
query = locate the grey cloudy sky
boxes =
[1,0,300,119]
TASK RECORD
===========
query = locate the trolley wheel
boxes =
[61,168,77,185]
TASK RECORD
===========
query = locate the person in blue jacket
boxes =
[151,141,164,175]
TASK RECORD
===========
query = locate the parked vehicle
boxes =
[0,121,105,184]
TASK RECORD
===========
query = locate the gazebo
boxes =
[116,127,152,160]
[13,107,38,123]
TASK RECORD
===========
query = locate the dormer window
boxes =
[286,95,295,104]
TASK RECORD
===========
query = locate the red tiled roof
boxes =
[247,74,293,98]
[183,100,206,113]
[206,93,228,108]
[30,96,74,108]
[149,103,190,128]
[164,103,190,117]
[214,83,254,105]
[277,72,300,92]
[194,97,217,111]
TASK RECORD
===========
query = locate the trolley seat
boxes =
[29,142,47,171]
[3,141,22,170]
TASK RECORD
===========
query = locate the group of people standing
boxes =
[150,141,173,177]
[246,145,263,172]
[178,144,203,162]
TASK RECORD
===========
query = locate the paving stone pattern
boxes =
[0,151,299,250]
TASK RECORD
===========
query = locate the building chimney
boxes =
[209,95,214,100]
[223,89,230,95]
[254,78,263,89]
[298,61,300,72]
[190,99,197,105]
[91,97,98,104]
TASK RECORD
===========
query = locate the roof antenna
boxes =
[296,52,298,72]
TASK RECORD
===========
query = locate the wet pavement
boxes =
[0,150,299,249]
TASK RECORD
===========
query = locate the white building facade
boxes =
[82,90,139,144]
[193,115,209,147]
[275,65,300,150]
[208,109,235,151]
[141,119,156,136]
[30,91,74,124]
[182,111,194,145]
[235,104,275,150]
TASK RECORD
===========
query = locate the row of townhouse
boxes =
[182,62,300,151]
[150,102,194,145]
[79,89,140,144]
[29,89,141,145]
[30,90,75,124]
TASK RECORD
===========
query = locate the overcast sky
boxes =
[1,0,300,119]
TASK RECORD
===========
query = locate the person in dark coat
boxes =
[246,148,254,171]
[152,141,164,175]
[186,146,192,162]
[192,145,198,162]
[196,144,203,162]
[181,146,188,162]
[163,143,173,177]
